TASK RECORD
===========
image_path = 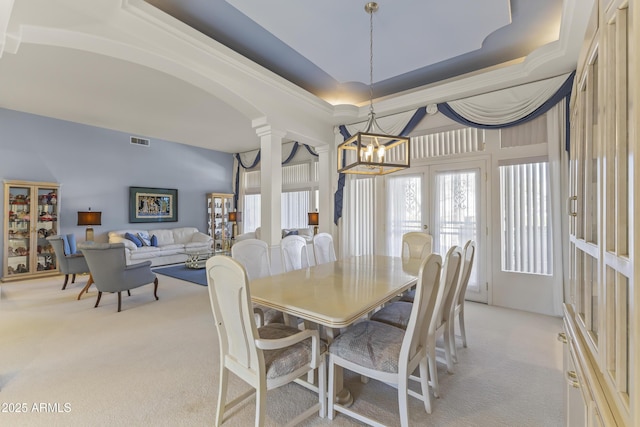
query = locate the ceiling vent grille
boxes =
[130,136,150,147]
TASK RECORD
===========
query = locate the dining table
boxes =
[250,254,421,405]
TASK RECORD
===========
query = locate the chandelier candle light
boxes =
[337,2,410,175]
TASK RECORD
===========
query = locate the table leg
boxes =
[76,274,94,300]
[325,327,354,407]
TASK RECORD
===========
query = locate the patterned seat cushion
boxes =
[329,321,405,373]
[258,323,326,379]
[370,302,413,330]
[253,304,285,325]
[400,289,415,303]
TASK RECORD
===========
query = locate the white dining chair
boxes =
[205,255,326,427]
[372,245,463,397]
[312,232,336,265]
[327,253,442,425]
[402,232,433,260]
[281,234,310,272]
[450,240,476,361]
[231,238,272,280]
[231,238,283,326]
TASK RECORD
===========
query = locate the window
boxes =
[499,161,553,275]
[243,194,261,233]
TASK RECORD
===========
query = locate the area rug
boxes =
[153,265,207,286]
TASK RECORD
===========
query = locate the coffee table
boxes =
[181,250,216,269]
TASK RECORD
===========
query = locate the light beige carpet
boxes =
[0,274,564,426]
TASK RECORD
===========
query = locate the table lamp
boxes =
[308,211,319,235]
[228,211,240,238]
[77,208,102,241]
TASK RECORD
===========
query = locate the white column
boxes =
[256,125,285,247]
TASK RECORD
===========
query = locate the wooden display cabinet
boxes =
[3,180,60,281]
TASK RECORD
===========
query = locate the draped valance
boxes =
[233,141,318,208]
[437,71,575,150]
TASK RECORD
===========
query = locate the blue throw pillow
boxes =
[125,232,143,247]
[66,234,77,254]
[62,234,71,255]
[150,235,158,247]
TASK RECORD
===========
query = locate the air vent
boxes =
[130,136,150,147]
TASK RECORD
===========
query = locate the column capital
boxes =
[255,124,286,140]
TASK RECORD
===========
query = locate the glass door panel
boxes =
[386,173,424,257]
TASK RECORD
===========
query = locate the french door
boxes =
[386,160,487,303]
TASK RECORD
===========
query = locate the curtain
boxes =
[340,177,376,257]
[437,72,575,134]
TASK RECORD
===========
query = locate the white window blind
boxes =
[499,161,553,275]
[281,190,310,229]
[243,194,261,233]
[411,128,484,159]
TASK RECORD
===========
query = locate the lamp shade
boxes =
[77,211,102,226]
[228,211,237,222]
[308,212,319,226]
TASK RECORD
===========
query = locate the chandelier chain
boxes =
[369,6,374,115]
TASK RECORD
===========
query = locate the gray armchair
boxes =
[47,235,91,290]
[77,242,158,312]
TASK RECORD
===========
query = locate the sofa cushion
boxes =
[151,229,175,246]
[125,232,143,247]
[185,241,211,251]
[171,227,200,244]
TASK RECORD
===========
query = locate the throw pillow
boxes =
[62,235,71,255]
[150,235,158,247]
[283,229,299,238]
[124,232,143,248]
[62,234,77,255]
[137,232,151,246]
[66,234,77,254]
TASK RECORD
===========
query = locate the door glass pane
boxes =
[386,175,422,257]
[433,169,479,290]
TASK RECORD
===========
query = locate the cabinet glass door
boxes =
[7,185,32,276]
[35,186,58,272]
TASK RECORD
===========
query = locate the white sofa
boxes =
[235,226,314,243]
[108,227,212,266]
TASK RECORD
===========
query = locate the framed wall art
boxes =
[129,186,178,223]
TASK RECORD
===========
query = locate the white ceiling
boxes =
[0,0,592,153]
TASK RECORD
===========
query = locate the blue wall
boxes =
[0,108,234,264]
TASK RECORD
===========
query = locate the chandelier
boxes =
[337,2,410,175]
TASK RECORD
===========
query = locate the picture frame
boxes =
[129,186,178,223]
